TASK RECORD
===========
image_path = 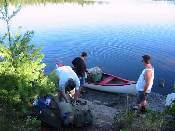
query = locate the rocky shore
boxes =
[79,88,166,130]
[41,89,166,131]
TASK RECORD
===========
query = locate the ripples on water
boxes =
[0,0,175,94]
[35,25,175,95]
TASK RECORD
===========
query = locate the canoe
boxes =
[83,73,136,95]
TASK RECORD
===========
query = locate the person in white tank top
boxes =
[135,55,154,112]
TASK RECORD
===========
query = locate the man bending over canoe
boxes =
[56,64,80,102]
[72,52,88,91]
[135,55,154,112]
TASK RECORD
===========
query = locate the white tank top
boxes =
[136,68,154,93]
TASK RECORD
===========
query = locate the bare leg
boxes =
[139,100,147,112]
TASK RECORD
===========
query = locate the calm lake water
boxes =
[0,0,175,95]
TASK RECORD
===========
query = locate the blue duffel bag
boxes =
[31,95,61,129]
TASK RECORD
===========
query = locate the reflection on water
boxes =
[1,0,175,28]
[0,0,175,94]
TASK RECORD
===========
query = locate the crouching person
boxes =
[56,64,80,102]
[55,64,80,126]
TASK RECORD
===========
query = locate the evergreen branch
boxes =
[9,5,21,20]
[4,0,9,17]
[0,9,5,17]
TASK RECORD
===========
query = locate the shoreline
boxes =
[39,89,166,131]
[79,89,166,130]
[82,89,166,111]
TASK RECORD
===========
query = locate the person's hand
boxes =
[87,70,90,75]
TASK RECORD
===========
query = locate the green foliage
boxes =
[0,0,21,21]
[0,1,57,130]
[48,69,59,89]
[0,0,21,45]
[0,31,56,111]
[0,0,56,112]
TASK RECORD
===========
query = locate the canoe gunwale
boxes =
[88,73,136,86]
[92,83,134,86]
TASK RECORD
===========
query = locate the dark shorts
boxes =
[137,91,148,104]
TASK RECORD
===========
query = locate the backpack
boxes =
[31,95,61,129]
[72,100,93,127]
[56,96,74,126]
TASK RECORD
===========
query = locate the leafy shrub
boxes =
[48,69,59,89]
[0,31,56,112]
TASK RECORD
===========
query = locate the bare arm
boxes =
[144,70,152,92]
[74,74,80,100]
[74,89,80,100]
[72,58,77,67]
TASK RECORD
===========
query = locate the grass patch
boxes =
[113,109,165,131]
[0,106,41,131]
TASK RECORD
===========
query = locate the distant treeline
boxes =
[0,0,104,5]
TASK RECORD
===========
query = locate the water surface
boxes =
[0,0,175,94]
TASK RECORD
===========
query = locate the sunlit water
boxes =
[0,0,175,95]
